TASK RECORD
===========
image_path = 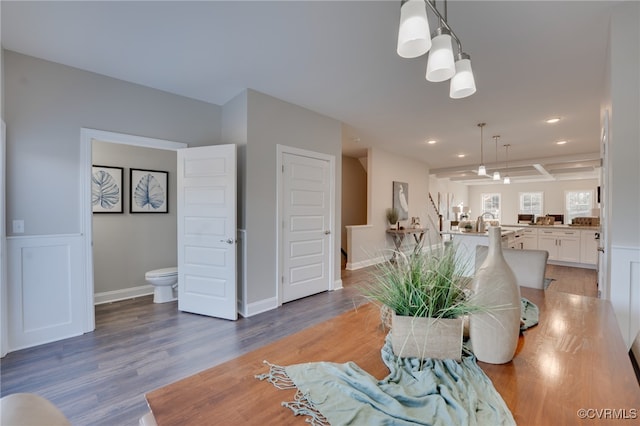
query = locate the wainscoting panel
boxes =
[7,234,86,351]
[609,245,640,348]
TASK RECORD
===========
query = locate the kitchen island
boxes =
[444,223,600,274]
[441,226,523,276]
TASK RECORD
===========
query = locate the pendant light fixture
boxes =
[477,122,486,176]
[426,27,455,82]
[450,52,476,99]
[503,144,511,184]
[396,0,476,99]
[492,135,501,180]
[397,0,431,58]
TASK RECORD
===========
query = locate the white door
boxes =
[598,111,609,298]
[177,144,237,320]
[281,152,332,303]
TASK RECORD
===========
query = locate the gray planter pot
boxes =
[391,313,464,361]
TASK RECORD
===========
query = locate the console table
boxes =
[145,288,640,425]
[386,228,426,261]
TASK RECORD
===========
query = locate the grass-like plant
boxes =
[362,243,483,319]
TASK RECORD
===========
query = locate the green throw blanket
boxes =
[257,298,539,426]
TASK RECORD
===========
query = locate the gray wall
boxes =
[92,141,177,293]
[221,91,248,228]
[5,52,343,310]
[1,47,4,119]
[245,90,342,304]
[608,3,640,248]
[4,51,221,236]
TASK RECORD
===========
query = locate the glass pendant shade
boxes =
[397,0,431,59]
[493,171,501,180]
[450,54,476,99]
[478,165,487,176]
[426,28,455,82]
[503,144,511,184]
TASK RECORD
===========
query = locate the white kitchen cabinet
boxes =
[538,232,558,257]
[520,228,538,250]
[580,229,599,265]
[538,229,580,262]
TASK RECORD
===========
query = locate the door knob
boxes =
[324,230,331,235]
[597,247,605,253]
[220,238,236,244]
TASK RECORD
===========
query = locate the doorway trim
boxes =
[80,128,187,331]
[275,144,336,306]
[1,120,7,357]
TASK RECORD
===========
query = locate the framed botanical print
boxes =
[92,165,124,213]
[130,168,169,213]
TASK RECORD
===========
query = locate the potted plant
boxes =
[361,242,484,361]
[386,207,399,229]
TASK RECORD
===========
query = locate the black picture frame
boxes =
[92,165,124,214]
[129,168,169,213]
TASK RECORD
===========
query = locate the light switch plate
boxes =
[12,220,24,233]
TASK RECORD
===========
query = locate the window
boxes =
[519,192,544,217]
[565,190,594,222]
[481,193,501,221]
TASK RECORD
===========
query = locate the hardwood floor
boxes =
[544,263,598,297]
[0,265,595,425]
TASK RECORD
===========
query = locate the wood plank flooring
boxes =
[0,265,595,426]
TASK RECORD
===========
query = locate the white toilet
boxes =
[145,267,178,303]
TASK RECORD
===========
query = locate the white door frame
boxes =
[275,144,336,306]
[80,128,187,331]
[1,120,7,357]
[599,110,610,300]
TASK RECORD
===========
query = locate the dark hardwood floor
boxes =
[0,265,595,425]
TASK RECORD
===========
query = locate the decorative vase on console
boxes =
[469,226,521,364]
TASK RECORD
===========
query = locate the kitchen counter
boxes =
[441,227,522,237]
[501,223,600,230]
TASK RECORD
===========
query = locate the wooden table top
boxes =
[146,288,640,425]
[386,227,426,235]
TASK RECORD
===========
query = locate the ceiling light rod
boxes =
[477,122,486,176]
[503,144,511,184]
[493,135,501,180]
[424,0,463,55]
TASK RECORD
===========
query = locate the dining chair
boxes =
[0,393,71,426]
[475,246,549,290]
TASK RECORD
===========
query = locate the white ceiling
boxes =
[2,0,617,184]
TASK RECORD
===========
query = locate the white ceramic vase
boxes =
[469,226,521,364]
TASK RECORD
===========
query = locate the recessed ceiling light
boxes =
[457,153,465,158]
[556,140,568,145]
[426,139,437,145]
[546,117,561,124]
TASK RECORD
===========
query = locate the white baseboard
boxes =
[333,279,343,290]
[94,285,154,305]
[239,296,278,318]
[346,255,386,271]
